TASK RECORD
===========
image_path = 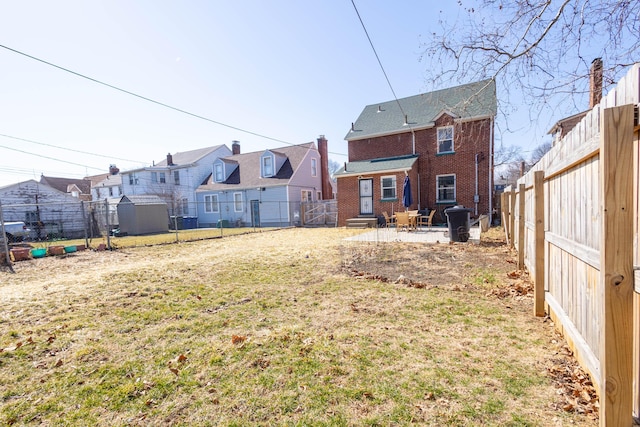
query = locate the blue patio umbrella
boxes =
[402,175,413,209]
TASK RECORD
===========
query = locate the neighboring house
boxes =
[39,175,92,201]
[120,144,232,216]
[87,165,123,200]
[548,58,603,146]
[196,137,332,227]
[0,180,86,239]
[335,79,497,226]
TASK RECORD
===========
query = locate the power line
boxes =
[0,133,146,165]
[0,44,347,157]
[350,0,410,126]
[0,144,104,172]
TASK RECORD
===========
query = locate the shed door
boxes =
[359,178,373,215]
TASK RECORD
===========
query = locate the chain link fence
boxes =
[1,198,336,263]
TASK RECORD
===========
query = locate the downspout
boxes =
[488,117,494,224]
[474,153,479,216]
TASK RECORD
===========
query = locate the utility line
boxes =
[0,133,146,165]
[349,0,410,125]
[0,44,347,157]
[0,144,104,171]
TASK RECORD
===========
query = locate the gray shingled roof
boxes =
[334,155,418,177]
[197,142,316,191]
[156,144,226,166]
[346,79,496,141]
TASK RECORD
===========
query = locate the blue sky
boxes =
[0,1,576,187]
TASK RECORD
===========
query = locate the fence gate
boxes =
[301,201,337,226]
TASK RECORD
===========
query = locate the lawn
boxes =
[0,228,597,426]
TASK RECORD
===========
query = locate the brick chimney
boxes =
[166,153,174,166]
[109,164,119,175]
[589,58,603,108]
[232,140,241,155]
[317,135,333,200]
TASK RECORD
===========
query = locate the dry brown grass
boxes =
[0,227,597,426]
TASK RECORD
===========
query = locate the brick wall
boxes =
[338,115,493,225]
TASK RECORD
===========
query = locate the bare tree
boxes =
[421,0,640,131]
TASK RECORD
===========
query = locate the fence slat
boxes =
[599,104,635,426]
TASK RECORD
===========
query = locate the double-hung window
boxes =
[262,156,273,177]
[214,164,224,182]
[311,158,317,177]
[128,174,139,185]
[436,174,456,203]
[301,190,312,202]
[437,126,454,154]
[159,172,166,183]
[381,176,397,200]
[174,170,180,185]
[234,192,243,212]
[204,194,219,213]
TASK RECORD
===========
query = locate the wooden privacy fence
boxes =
[502,63,640,426]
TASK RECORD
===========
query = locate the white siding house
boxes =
[196,139,329,227]
[120,144,231,216]
[0,180,86,239]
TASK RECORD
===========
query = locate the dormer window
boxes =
[262,156,273,177]
[214,163,224,182]
[437,126,454,154]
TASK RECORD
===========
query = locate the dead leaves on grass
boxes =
[167,353,188,376]
[348,269,433,289]
[548,357,599,419]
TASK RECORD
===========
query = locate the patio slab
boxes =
[344,226,481,244]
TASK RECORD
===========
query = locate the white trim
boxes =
[436,173,456,203]
[233,192,243,212]
[380,175,397,199]
[437,125,454,154]
[336,167,413,179]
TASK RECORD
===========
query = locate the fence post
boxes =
[599,104,634,426]
[80,200,89,249]
[518,183,525,269]
[0,201,15,273]
[105,199,111,250]
[509,188,516,248]
[533,171,545,317]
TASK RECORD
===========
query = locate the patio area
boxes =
[344,225,481,243]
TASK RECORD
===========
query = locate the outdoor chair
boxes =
[382,211,395,228]
[418,209,436,230]
[395,211,411,231]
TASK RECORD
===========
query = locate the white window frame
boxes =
[181,198,189,216]
[151,172,158,183]
[128,174,139,185]
[311,158,317,177]
[234,192,243,212]
[214,163,224,182]
[436,174,456,203]
[204,194,219,213]
[380,175,397,200]
[174,170,180,185]
[262,156,273,177]
[301,190,312,202]
[437,125,454,154]
[159,172,166,184]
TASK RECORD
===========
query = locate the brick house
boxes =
[335,79,497,226]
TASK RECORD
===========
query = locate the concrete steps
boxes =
[346,217,378,229]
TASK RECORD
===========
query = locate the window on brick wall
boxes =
[436,174,456,203]
[437,126,454,154]
[381,175,397,200]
